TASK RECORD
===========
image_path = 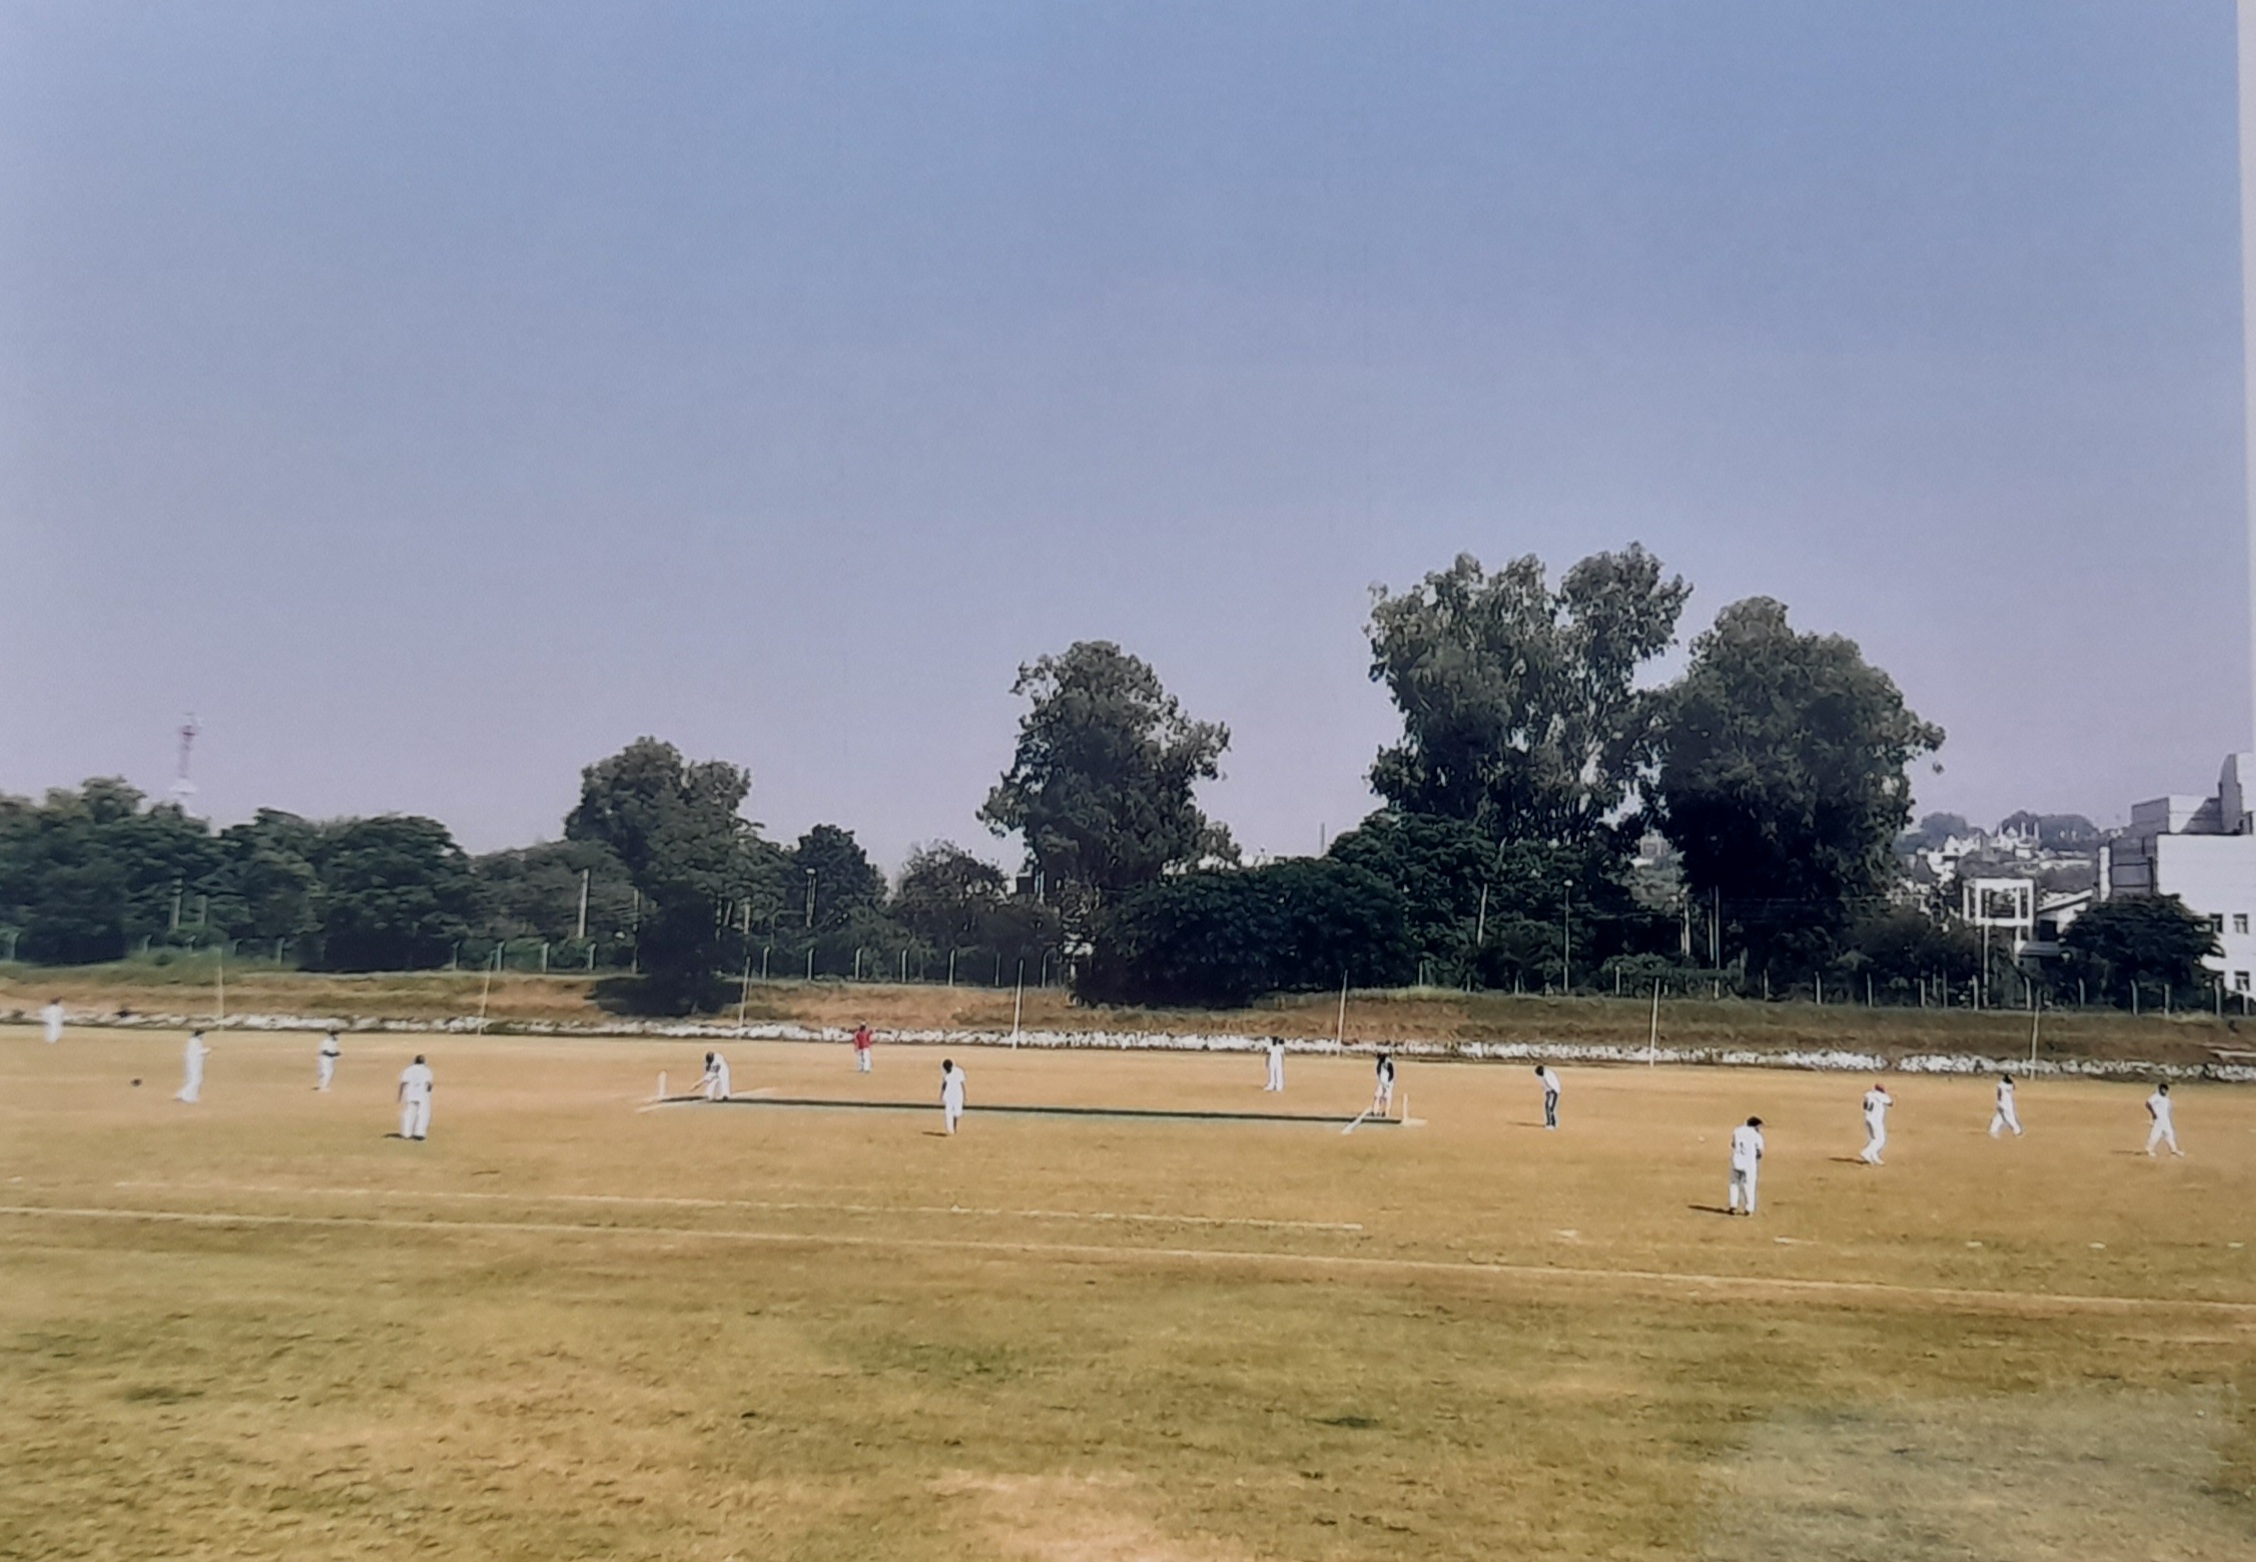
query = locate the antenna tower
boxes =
[172,715,200,813]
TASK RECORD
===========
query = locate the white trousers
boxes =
[1729,1166,1758,1214]
[1861,1119,1887,1163]
[400,1097,430,1139]
[704,1076,727,1101]
[944,1103,962,1134]
[1989,1103,2020,1137]
[1265,1054,1283,1091]
[317,1056,336,1091]
[176,1064,203,1103]
[857,1048,872,1073]
[2147,1120,2181,1156]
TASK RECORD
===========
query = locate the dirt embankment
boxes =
[6,961,2253,1069]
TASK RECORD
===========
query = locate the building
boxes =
[2103,752,2256,993]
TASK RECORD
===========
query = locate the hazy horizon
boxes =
[4,2,2244,869]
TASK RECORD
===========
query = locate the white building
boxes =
[2103,752,2256,993]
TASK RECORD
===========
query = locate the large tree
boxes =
[1652,598,1943,976]
[308,815,478,971]
[980,642,1233,926]
[566,738,759,1010]
[2062,896,2219,1007]
[1367,546,1689,846]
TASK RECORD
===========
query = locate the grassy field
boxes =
[3,1024,2253,1559]
[5,960,2253,1067]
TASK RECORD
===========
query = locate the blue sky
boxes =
[0,2,2242,866]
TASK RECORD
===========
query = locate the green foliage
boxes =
[1834,906,1981,994]
[472,837,635,947]
[566,737,760,1011]
[0,781,221,962]
[1652,598,1943,978]
[789,825,886,933]
[1366,547,1688,845]
[980,641,1233,927]
[1323,809,1672,990]
[2061,895,2219,1005]
[1081,858,1411,1008]
[306,816,479,971]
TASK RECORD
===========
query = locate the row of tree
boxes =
[0,767,1061,1008]
[3,542,2223,1011]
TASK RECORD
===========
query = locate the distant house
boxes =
[2103,752,2256,993]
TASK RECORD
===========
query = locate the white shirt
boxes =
[1376,1057,1394,1082]
[1863,1087,1893,1121]
[1538,1068,1562,1095]
[710,1056,731,1093]
[1995,1078,2014,1105]
[2147,1090,2172,1125]
[941,1069,966,1108]
[320,1035,342,1058]
[42,1002,64,1036]
[1268,1040,1283,1057]
[1730,1125,1764,1171]
[400,1062,434,1101]
[185,1035,210,1062]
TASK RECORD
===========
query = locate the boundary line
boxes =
[106,1180,1366,1234]
[8,1203,2252,1322]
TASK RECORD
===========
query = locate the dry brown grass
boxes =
[4,963,2249,1066]
[3,1025,2253,1558]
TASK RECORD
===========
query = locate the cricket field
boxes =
[3,1026,2252,1559]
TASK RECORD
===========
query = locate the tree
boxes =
[2062,896,2219,1006]
[789,825,886,933]
[566,738,758,1011]
[980,642,1233,927]
[1651,598,1943,978]
[1081,858,1411,1008]
[472,837,635,949]
[894,843,1010,953]
[1366,546,1689,846]
[0,780,223,963]
[212,810,326,947]
[308,816,478,971]
[1998,811,2100,851]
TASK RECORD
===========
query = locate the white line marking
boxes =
[12,1204,2254,1320]
[107,1180,1364,1234]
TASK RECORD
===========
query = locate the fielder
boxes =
[175,1031,211,1103]
[1989,1073,2022,1138]
[317,1030,341,1091]
[1535,1064,1562,1130]
[42,998,64,1044]
[397,1054,434,1140]
[1372,1052,1396,1115]
[1859,1081,1894,1165]
[701,1050,733,1101]
[2145,1081,2184,1158]
[1264,1037,1285,1093]
[853,1024,874,1074]
[940,1058,966,1134]
[1728,1116,1764,1215]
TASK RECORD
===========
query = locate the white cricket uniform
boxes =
[1373,1058,1395,1113]
[2145,1090,2182,1156]
[1989,1078,2021,1137]
[1265,1040,1285,1092]
[41,1002,64,1045]
[1728,1125,1764,1214]
[176,1036,210,1103]
[704,1054,732,1100]
[317,1035,340,1091]
[398,1062,434,1140]
[1538,1067,1562,1129]
[1860,1087,1893,1164]
[941,1068,966,1133]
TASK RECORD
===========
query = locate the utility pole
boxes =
[575,869,589,940]
[1560,885,1571,993]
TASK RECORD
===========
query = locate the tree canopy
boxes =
[1651,597,1943,975]
[2062,896,2218,1003]
[1366,546,1688,846]
[979,641,1233,923]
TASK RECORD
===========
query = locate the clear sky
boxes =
[1,1,2243,867]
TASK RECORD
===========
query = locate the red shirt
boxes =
[853,1027,872,1051]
